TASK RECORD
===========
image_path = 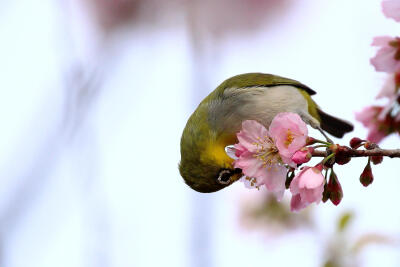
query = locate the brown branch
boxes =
[312,148,400,158]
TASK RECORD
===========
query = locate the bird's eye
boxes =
[217,169,232,185]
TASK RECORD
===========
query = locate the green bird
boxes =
[179,73,353,193]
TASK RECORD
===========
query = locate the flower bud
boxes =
[360,160,374,187]
[335,145,352,165]
[306,137,317,145]
[327,170,343,205]
[291,147,314,164]
[371,155,383,165]
[350,137,364,149]
[322,183,330,203]
[364,142,378,150]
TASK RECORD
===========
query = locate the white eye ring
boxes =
[217,170,231,185]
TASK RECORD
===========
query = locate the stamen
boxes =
[284,129,295,147]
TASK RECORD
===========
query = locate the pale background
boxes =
[0,0,399,266]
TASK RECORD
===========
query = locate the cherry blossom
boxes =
[289,165,325,212]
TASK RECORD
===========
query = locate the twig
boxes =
[312,148,400,158]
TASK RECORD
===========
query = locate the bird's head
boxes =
[179,143,242,193]
[179,106,242,193]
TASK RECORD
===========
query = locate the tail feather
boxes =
[317,109,353,138]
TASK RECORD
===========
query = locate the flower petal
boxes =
[237,120,269,152]
[372,36,394,46]
[376,74,396,99]
[234,151,264,177]
[298,168,324,189]
[239,176,258,189]
[370,47,400,73]
[382,0,400,22]
[225,145,238,160]
[290,194,308,212]
[259,164,287,194]
[269,113,308,159]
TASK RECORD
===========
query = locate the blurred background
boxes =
[1,0,400,266]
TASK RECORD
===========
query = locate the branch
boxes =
[312,148,400,158]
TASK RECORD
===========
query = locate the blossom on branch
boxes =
[233,113,308,200]
[370,36,400,73]
[289,165,325,212]
[269,112,309,166]
[376,73,400,99]
[355,106,388,143]
[382,0,400,22]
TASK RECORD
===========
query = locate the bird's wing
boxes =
[217,73,316,95]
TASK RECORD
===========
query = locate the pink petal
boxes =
[239,176,258,189]
[234,151,264,177]
[233,143,247,157]
[259,164,287,194]
[355,106,378,127]
[237,120,269,152]
[372,36,394,46]
[382,0,400,22]
[289,167,309,195]
[298,168,324,189]
[280,154,297,168]
[367,126,387,143]
[269,113,308,159]
[302,186,324,204]
[272,190,285,202]
[376,74,396,99]
[289,166,324,211]
[290,194,308,212]
[370,46,400,73]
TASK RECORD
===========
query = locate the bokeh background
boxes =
[1,0,400,266]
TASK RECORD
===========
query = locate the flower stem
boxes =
[313,144,330,149]
[322,153,335,164]
[313,138,332,146]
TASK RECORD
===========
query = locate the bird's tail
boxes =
[317,109,353,138]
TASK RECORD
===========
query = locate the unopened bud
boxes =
[371,155,383,165]
[322,183,330,203]
[364,142,378,150]
[314,163,324,171]
[292,147,314,164]
[360,160,374,187]
[350,137,364,149]
[306,137,317,145]
[327,170,343,205]
[335,145,352,165]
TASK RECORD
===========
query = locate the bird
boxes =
[179,73,353,193]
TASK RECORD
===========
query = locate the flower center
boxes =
[284,129,295,147]
[253,136,280,167]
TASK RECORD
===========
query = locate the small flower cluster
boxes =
[230,113,326,212]
[229,114,387,212]
[357,0,400,143]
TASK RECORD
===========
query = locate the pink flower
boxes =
[370,36,400,73]
[233,120,288,199]
[382,0,400,22]
[291,147,314,164]
[355,106,388,143]
[376,73,400,99]
[289,165,325,212]
[269,112,308,166]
